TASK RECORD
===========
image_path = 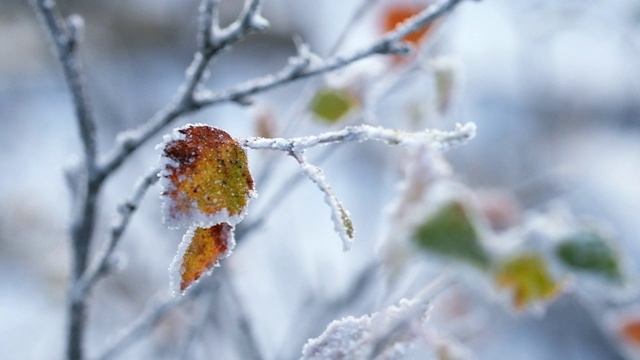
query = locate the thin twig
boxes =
[94,275,217,360]
[75,168,160,299]
[241,123,477,153]
[290,151,355,251]
[220,267,265,360]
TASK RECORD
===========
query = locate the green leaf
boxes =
[495,253,561,310]
[556,231,621,281]
[310,88,356,123]
[412,201,491,269]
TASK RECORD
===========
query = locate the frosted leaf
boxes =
[169,223,235,295]
[494,253,562,311]
[310,88,359,123]
[159,124,256,229]
[555,230,622,282]
[412,200,491,270]
[301,298,431,360]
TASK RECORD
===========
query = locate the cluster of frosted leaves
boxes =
[409,199,568,311]
[160,124,255,294]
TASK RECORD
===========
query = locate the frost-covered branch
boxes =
[240,123,474,250]
[96,0,268,183]
[76,168,160,298]
[31,0,97,176]
[97,0,468,182]
[242,123,476,153]
[302,273,452,360]
[95,276,215,360]
[30,1,101,359]
[291,151,355,250]
[194,0,468,108]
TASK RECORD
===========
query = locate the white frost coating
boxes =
[168,225,236,296]
[249,14,270,31]
[301,298,431,360]
[297,158,354,251]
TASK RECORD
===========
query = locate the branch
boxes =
[74,168,160,299]
[194,0,468,108]
[241,123,477,153]
[291,151,355,251]
[96,0,268,183]
[31,2,101,359]
[221,267,265,360]
[94,275,216,360]
[97,0,467,182]
[31,0,97,176]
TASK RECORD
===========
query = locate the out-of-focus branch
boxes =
[96,0,267,183]
[75,168,160,298]
[94,276,216,360]
[31,0,97,175]
[30,1,100,359]
[220,267,265,360]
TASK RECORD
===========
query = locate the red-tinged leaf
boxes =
[621,320,640,346]
[160,124,256,228]
[170,223,234,294]
[494,253,561,310]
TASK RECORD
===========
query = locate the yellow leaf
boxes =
[171,224,234,294]
[495,253,561,310]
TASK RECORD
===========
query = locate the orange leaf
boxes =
[170,223,234,294]
[160,124,255,228]
[621,320,640,346]
[381,4,437,47]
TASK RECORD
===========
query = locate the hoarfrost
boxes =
[301,298,431,360]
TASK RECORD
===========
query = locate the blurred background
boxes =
[1,0,640,359]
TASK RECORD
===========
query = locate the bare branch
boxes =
[241,123,477,153]
[291,151,355,251]
[30,1,102,359]
[75,168,160,298]
[31,0,97,175]
[221,267,264,360]
[94,276,216,360]
[96,0,269,183]
[97,0,467,182]
[194,0,468,108]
